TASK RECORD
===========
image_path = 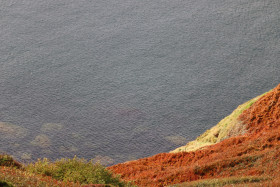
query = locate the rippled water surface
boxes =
[0,0,279,164]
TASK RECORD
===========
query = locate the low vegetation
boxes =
[172,176,269,187]
[0,166,77,187]
[26,156,128,186]
[0,155,132,187]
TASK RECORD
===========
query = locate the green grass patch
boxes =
[26,156,131,186]
[171,176,269,187]
[0,166,77,187]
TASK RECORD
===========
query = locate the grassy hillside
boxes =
[109,84,280,186]
[171,91,269,153]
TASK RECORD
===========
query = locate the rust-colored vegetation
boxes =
[1,84,280,186]
[109,84,280,186]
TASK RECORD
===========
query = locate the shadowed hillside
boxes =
[109,84,280,186]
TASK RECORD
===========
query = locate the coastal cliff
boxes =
[1,84,280,186]
[109,84,280,186]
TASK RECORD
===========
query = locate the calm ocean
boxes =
[0,0,279,164]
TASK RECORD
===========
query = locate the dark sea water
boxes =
[0,0,279,165]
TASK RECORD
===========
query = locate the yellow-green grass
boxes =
[0,154,133,187]
[170,176,270,187]
[0,166,79,187]
[171,91,270,153]
[26,156,129,186]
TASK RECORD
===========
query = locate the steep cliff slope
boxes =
[109,84,280,186]
[171,92,267,153]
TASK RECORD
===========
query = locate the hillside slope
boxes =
[171,92,267,153]
[109,84,280,186]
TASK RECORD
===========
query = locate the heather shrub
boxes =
[26,156,128,186]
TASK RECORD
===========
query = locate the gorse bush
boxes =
[26,156,128,186]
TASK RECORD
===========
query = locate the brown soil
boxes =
[108,84,280,186]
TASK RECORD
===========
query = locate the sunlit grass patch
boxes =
[172,176,270,187]
[0,166,78,187]
[171,91,269,153]
[26,156,130,186]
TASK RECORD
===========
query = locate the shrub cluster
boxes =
[26,156,129,186]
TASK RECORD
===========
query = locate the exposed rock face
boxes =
[109,84,280,186]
